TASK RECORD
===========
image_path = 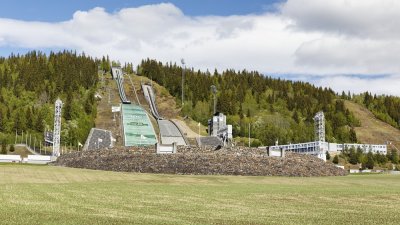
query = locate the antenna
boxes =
[53,98,63,157]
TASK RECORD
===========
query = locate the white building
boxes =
[328,143,387,155]
[266,141,387,162]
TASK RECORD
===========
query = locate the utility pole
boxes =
[181,59,185,106]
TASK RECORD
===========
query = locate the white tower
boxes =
[314,111,325,142]
[53,99,63,157]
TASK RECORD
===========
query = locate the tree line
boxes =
[0,51,98,149]
[331,147,399,170]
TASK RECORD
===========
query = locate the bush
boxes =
[326,151,331,160]
[251,139,262,147]
[332,155,339,164]
[9,144,15,152]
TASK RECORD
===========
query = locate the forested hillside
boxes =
[353,92,400,129]
[0,51,98,148]
[138,59,360,146]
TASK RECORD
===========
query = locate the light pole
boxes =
[211,85,217,114]
[181,59,185,106]
[248,123,251,148]
[198,122,201,140]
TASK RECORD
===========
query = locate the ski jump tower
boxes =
[314,111,325,142]
[53,99,62,157]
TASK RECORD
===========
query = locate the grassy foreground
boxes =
[0,164,399,225]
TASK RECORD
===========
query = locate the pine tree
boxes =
[1,140,7,154]
[349,127,357,143]
[349,148,358,165]
[365,151,375,169]
[390,149,399,164]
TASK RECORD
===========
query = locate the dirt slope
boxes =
[345,100,400,150]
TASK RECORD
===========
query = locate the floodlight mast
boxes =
[314,111,325,142]
[181,59,185,106]
[211,85,217,114]
[53,99,63,157]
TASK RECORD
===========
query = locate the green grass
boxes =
[1,164,400,224]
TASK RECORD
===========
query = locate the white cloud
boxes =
[282,0,400,39]
[313,75,400,96]
[0,1,399,95]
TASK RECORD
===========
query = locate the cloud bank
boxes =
[0,0,399,95]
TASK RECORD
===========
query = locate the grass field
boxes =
[1,164,399,225]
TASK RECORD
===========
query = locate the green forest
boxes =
[353,92,400,129]
[137,59,360,146]
[0,51,98,149]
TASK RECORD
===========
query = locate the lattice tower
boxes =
[314,111,325,142]
[53,99,63,157]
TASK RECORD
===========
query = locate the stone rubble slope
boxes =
[53,146,347,177]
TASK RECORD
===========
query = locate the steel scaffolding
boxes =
[52,99,62,157]
[314,111,325,142]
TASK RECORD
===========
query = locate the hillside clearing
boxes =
[345,100,400,150]
[0,164,399,224]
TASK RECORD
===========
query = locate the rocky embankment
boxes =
[53,146,347,177]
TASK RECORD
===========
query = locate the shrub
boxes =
[332,155,339,164]
[9,144,15,152]
[326,151,331,160]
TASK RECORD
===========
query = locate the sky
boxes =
[0,0,399,95]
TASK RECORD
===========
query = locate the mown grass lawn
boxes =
[0,164,399,225]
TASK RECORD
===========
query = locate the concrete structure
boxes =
[268,141,327,160]
[26,155,51,164]
[158,120,186,145]
[156,142,177,154]
[142,84,187,146]
[207,112,233,145]
[83,128,114,151]
[111,67,131,104]
[0,155,22,163]
[197,136,223,147]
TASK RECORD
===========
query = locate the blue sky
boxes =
[0,0,283,21]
